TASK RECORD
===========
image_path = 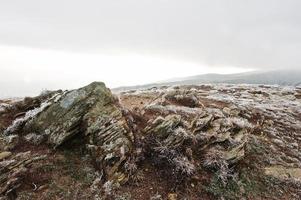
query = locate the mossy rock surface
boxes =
[24,82,133,182]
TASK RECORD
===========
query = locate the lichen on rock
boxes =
[5,82,133,184]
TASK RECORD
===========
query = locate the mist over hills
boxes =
[1,70,300,98]
[114,69,301,92]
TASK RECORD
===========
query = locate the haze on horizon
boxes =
[0,0,300,97]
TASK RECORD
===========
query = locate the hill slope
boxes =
[1,82,301,199]
[114,70,301,92]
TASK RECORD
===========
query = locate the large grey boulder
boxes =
[7,82,133,182]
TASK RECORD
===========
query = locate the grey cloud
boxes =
[0,0,301,69]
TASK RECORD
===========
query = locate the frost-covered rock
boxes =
[24,133,45,145]
[17,82,134,183]
[0,103,11,113]
[142,107,251,178]
[265,166,301,182]
[164,90,200,107]
[4,135,19,150]
[0,151,12,160]
[3,93,61,135]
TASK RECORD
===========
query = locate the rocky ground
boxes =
[0,82,300,200]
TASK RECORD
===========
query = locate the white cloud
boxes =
[0,0,300,97]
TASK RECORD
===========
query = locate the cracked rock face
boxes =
[4,82,133,183]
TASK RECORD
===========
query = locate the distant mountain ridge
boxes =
[113,70,301,92]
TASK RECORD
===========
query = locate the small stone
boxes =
[223,107,231,116]
[265,166,301,181]
[0,151,12,160]
[167,193,177,200]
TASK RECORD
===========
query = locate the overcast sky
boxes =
[0,0,301,97]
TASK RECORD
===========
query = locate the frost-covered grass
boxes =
[203,149,234,185]
[152,138,196,176]
[145,104,203,115]
[172,156,195,176]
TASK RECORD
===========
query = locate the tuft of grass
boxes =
[204,169,267,200]
[203,149,234,185]
[204,173,240,200]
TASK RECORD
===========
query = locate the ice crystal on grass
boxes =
[124,159,138,175]
[153,140,195,176]
[203,149,233,185]
[172,156,195,176]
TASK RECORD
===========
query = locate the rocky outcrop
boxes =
[118,84,301,199]
[139,90,252,180]
[2,82,133,186]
